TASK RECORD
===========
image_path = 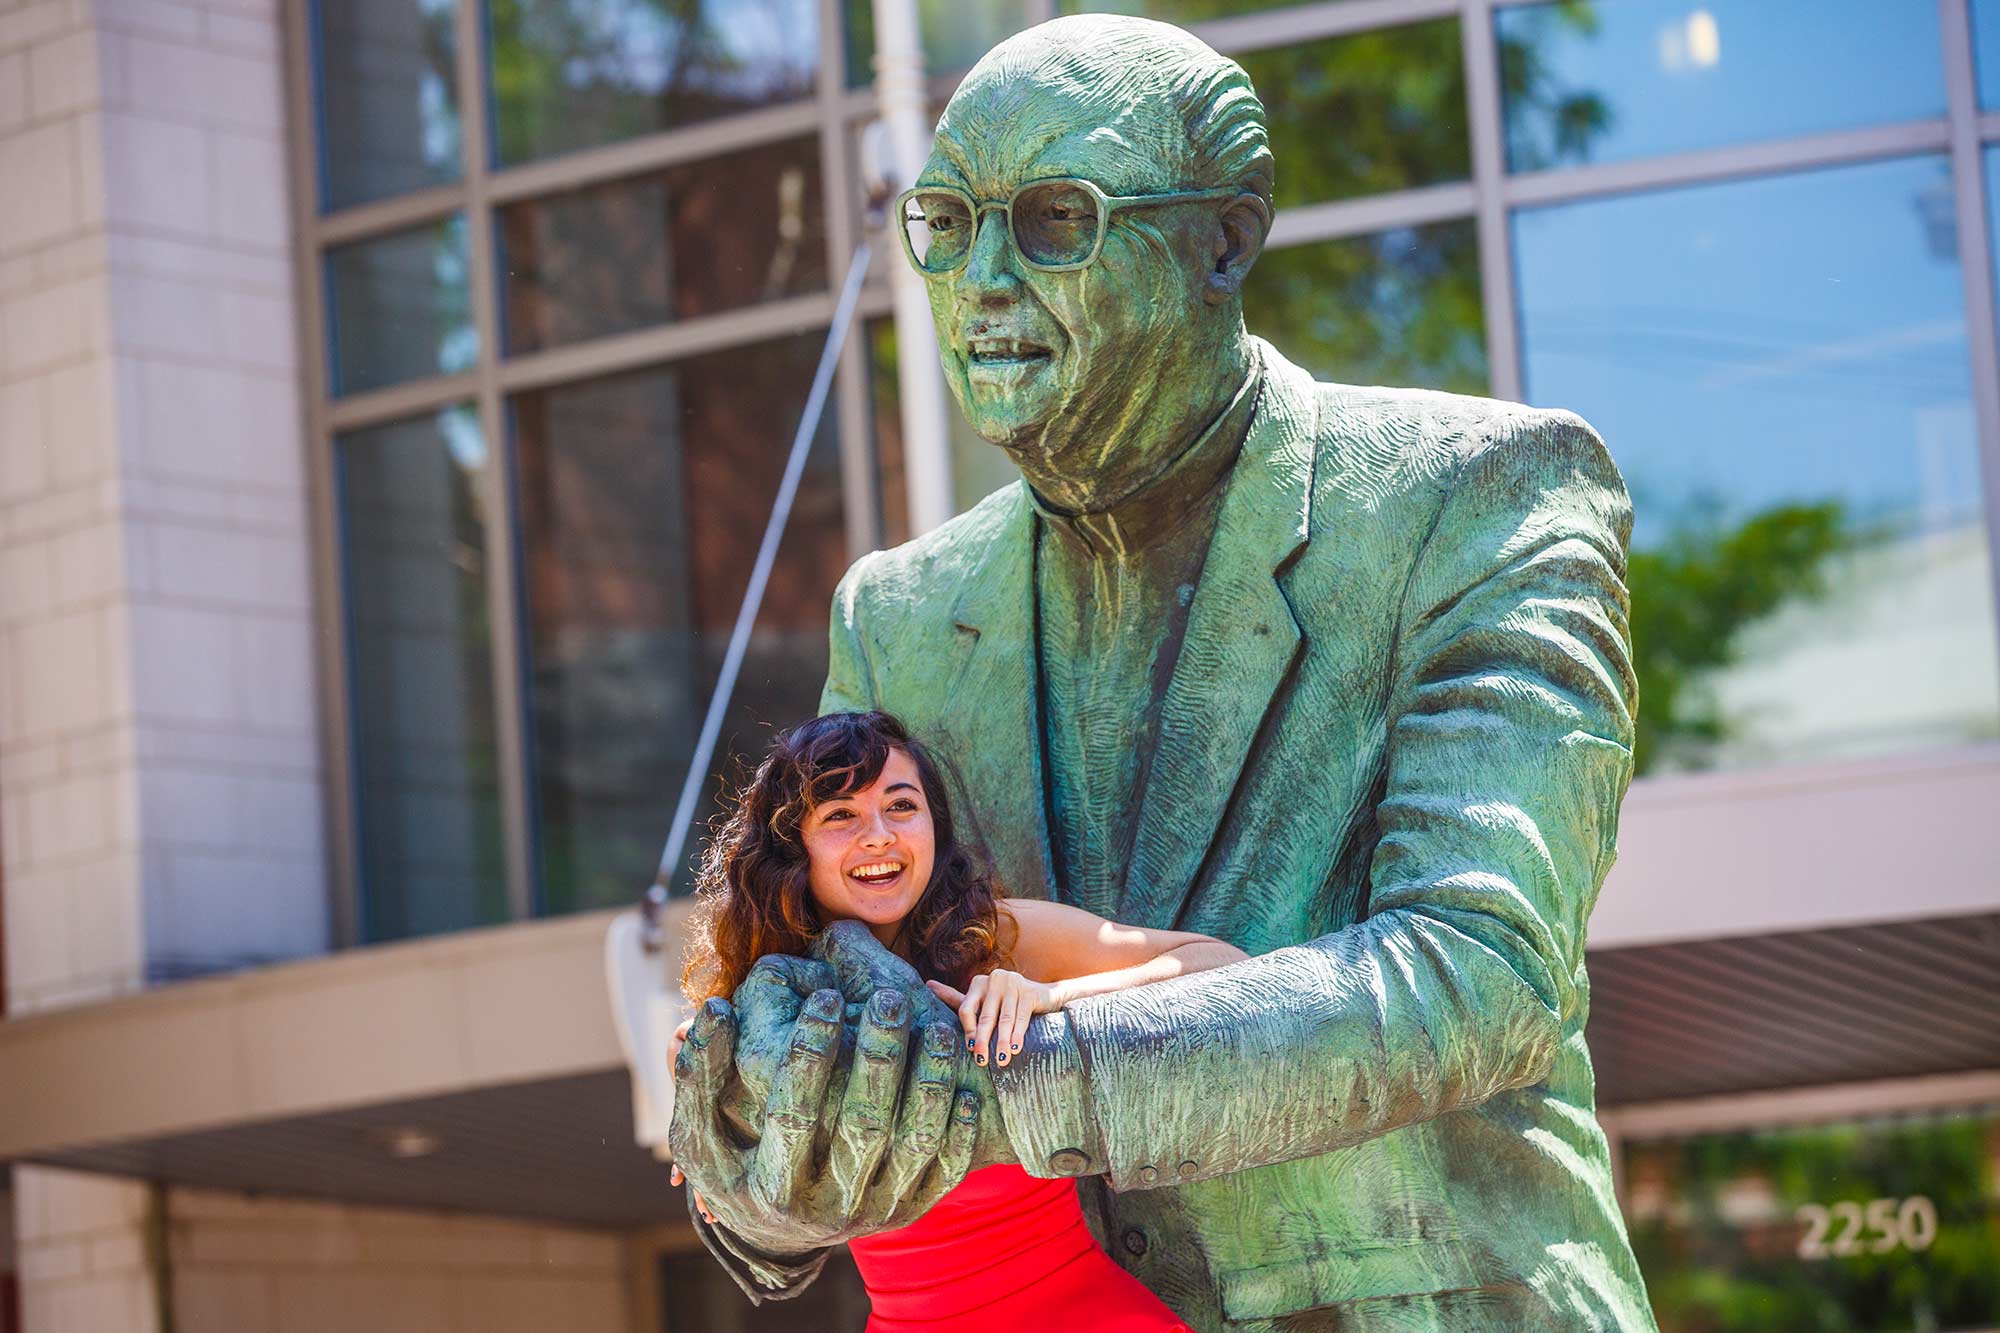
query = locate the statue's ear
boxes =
[1205,193,1271,305]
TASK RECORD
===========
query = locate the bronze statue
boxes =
[671,15,1656,1330]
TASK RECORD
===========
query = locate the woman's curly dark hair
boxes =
[681,711,1011,1004]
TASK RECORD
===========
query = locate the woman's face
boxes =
[801,748,937,948]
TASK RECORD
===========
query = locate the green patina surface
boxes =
[670,16,1658,1330]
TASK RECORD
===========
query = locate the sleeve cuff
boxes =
[690,1200,830,1303]
[991,1008,1109,1180]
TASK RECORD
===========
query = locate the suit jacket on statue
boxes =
[819,340,1658,1331]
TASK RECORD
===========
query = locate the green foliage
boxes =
[1234,20,1470,208]
[1243,222,1486,395]
[1628,1111,2000,1331]
[1629,501,1849,774]
[486,0,813,166]
[1498,0,1616,170]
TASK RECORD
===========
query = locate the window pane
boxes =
[1499,0,1945,173]
[1244,222,1485,395]
[1516,155,2000,776]
[1976,0,2000,110]
[337,407,509,943]
[497,137,827,355]
[1236,21,1468,208]
[325,216,477,396]
[312,0,461,211]
[487,0,818,167]
[842,0,1041,87]
[512,335,849,913]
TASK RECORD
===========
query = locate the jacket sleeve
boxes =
[993,408,1638,1188]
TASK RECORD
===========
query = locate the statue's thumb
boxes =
[811,919,939,1016]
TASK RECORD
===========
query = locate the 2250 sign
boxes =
[1793,1196,1938,1261]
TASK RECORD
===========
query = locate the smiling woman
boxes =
[678,711,1013,1007]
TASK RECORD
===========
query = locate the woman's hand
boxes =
[926,970,1058,1069]
[665,1016,716,1224]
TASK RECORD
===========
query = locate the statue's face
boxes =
[918,79,1224,469]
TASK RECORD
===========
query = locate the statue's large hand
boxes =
[668,922,1015,1279]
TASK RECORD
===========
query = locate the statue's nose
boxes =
[961,209,1021,299]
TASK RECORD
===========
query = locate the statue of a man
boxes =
[672,15,1656,1330]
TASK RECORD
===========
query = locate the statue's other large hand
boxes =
[668,922,1012,1292]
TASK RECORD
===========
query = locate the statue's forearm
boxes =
[994,906,1563,1189]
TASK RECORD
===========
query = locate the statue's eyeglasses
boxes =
[895,177,1240,276]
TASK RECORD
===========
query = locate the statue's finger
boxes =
[878,1020,958,1223]
[668,997,747,1192]
[750,987,845,1211]
[931,1089,981,1202]
[827,988,910,1221]
[732,954,834,1119]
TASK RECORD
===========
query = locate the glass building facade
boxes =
[302,0,2000,946]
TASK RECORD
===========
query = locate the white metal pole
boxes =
[872,0,956,534]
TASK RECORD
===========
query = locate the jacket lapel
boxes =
[1124,342,1318,927]
[939,486,1058,900]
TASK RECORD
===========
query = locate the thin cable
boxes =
[650,241,876,907]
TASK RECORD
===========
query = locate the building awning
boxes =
[3,906,1996,1225]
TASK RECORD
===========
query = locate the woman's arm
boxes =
[926,898,1248,1068]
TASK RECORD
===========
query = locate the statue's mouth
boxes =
[966,337,1053,369]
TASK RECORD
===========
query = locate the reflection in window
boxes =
[511,335,849,912]
[313,0,461,211]
[1235,21,1468,209]
[1516,155,2000,775]
[487,0,818,167]
[337,407,509,943]
[497,137,827,355]
[1977,0,2000,111]
[1500,0,1944,172]
[1625,1109,2000,1331]
[866,317,1021,548]
[1061,0,1344,22]
[1243,222,1485,396]
[324,216,477,396]
[842,0,1040,87]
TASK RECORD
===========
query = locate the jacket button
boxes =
[1122,1228,1149,1257]
[1137,1164,1159,1185]
[1177,1159,1200,1179]
[1047,1148,1091,1176]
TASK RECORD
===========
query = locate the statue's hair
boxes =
[956,15,1274,208]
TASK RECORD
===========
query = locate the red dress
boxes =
[847,1163,1190,1332]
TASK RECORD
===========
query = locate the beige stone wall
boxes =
[10,1169,158,1333]
[0,0,328,1018]
[9,1170,634,1333]
[167,1189,632,1333]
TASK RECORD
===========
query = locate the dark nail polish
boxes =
[1012,1043,1022,1052]
[967,1038,976,1050]
[976,1054,986,1065]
